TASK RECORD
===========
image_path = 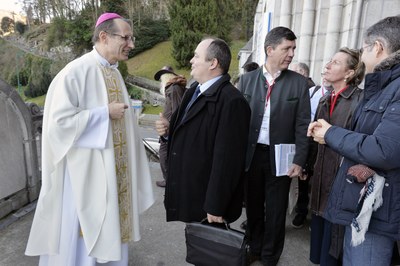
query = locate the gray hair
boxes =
[363,15,400,54]
[297,62,310,77]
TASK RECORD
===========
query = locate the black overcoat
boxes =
[165,74,251,223]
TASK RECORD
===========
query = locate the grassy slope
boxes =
[126,40,246,80]
[25,94,46,106]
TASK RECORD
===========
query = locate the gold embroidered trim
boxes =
[101,66,132,243]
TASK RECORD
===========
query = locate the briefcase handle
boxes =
[200,218,230,230]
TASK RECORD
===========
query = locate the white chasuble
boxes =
[25,49,155,265]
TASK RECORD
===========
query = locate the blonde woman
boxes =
[308,47,365,265]
[154,66,186,187]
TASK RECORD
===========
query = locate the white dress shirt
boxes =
[257,65,281,145]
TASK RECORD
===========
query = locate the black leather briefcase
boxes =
[185,220,247,266]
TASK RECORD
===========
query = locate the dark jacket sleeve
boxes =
[293,78,311,167]
[325,101,400,170]
[305,139,318,176]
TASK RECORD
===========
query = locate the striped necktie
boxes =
[181,85,201,121]
[185,85,201,113]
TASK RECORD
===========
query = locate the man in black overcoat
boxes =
[156,38,250,224]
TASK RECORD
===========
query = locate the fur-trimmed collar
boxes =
[166,75,187,89]
[374,50,400,72]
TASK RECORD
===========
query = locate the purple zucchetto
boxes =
[95,13,122,28]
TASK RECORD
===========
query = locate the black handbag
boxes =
[185,219,248,266]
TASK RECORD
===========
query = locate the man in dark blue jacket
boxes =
[309,16,400,266]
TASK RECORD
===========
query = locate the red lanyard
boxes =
[329,85,348,116]
[265,80,275,107]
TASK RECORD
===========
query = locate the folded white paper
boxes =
[274,144,296,176]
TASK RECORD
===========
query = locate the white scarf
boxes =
[350,173,385,246]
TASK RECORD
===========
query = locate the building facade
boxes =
[239,0,400,83]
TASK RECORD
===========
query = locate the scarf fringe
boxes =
[350,173,385,246]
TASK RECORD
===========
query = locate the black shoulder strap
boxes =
[310,85,321,99]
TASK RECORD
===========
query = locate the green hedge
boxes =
[127,84,143,99]
[129,18,170,58]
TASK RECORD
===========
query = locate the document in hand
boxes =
[274,144,296,176]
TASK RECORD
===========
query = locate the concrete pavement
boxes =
[0,124,313,266]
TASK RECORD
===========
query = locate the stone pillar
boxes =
[279,0,293,27]
[298,0,316,67]
[350,0,365,48]
[323,0,344,64]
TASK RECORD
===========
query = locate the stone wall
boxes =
[0,79,42,219]
[126,75,166,106]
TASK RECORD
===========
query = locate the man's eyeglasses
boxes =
[360,43,374,54]
[106,32,136,43]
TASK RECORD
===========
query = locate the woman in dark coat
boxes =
[308,47,365,265]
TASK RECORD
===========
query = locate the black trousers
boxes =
[310,214,341,266]
[295,177,310,216]
[245,144,291,266]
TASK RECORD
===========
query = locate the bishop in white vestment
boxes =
[25,13,154,265]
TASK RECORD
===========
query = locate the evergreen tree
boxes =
[129,18,170,57]
[168,0,234,68]
[100,0,127,17]
[214,0,235,40]
[66,4,96,56]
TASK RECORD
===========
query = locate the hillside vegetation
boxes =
[0,38,22,82]
[1,38,246,107]
[0,39,45,105]
[126,40,246,81]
